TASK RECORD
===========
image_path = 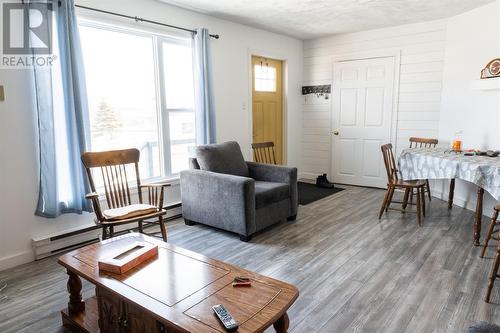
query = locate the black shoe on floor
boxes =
[316,174,335,189]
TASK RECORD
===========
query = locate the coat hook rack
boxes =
[302,84,331,99]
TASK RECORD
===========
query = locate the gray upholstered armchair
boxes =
[180,141,298,241]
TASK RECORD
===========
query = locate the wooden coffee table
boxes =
[58,233,298,333]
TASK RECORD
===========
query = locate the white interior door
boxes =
[331,57,395,188]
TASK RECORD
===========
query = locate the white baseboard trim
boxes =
[0,250,34,272]
[32,206,183,261]
[298,175,486,215]
[299,172,319,181]
[1,206,182,272]
[432,189,479,213]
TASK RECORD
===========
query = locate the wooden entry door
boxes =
[331,56,395,188]
[252,56,283,164]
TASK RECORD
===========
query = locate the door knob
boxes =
[332,131,339,135]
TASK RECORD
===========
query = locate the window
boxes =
[161,41,196,174]
[79,21,195,180]
[254,64,276,92]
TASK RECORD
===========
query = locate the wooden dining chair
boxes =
[379,143,426,226]
[408,137,439,149]
[485,241,500,302]
[408,137,439,202]
[81,148,170,241]
[482,205,500,300]
[252,141,277,164]
[481,205,500,258]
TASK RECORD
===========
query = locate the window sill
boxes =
[144,175,180,186]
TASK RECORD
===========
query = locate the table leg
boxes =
[448,179,455,209]
[67,269,85,315]
[273,313,290,333]
[474,187,484,246]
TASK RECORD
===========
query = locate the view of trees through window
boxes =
[92,99,122,139]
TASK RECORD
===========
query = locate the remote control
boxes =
[212,304,238,331]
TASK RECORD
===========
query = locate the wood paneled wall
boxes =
[301,19,447,178]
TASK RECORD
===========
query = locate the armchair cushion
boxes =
[103,204,158,220]
[255,181,290,209]
[195,141,249,177]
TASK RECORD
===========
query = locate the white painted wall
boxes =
[301,1,500,218]
[301,19,447,179]
[433,1,500,213]
[0,0,303,270]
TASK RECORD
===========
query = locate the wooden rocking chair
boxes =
[81,148,170,241]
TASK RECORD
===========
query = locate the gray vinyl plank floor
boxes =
[1,186,500,333]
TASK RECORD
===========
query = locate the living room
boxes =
[0,0,500,332]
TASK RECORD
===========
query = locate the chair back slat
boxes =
[114,165,127,207]
[119,164,131,206]
[101,167,113,208]
[110,166,121,207]
[381,143,398,184]
[252,142,277,164]
[81,149,141,209]
[409,137,438,148]
[116,165,126,206]
[122,164,131,205]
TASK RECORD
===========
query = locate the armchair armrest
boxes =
[246,162,297,184]
[85,192,99,199]
[139,182,170,209]
[246,162,298,216]
[180,169,256,235]
[84,192,104,222]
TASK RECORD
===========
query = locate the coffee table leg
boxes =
[67,269,85,315]
[474,187,484,246]
[273,313,290,333]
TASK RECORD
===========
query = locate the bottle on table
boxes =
[452,131,463,151]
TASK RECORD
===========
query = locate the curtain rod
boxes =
[74,4,220,39]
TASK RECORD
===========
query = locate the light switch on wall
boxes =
[0,86,4,101]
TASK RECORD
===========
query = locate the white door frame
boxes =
[330,49,401,187]
[247,49,288,164]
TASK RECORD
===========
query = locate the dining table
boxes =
[398,147,500,246]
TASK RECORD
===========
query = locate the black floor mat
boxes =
[298,181,344,205]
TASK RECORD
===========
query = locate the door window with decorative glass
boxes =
[254,60,277,92]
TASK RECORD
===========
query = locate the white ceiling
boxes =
[158,0,495,39]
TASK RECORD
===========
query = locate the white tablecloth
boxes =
[398,148,500,200]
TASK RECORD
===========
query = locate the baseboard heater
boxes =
[32,203,182,260]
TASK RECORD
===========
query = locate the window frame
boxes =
[78,18,196,181]
[156,36,196,176]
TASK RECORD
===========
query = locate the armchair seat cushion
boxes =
[103,204,158,220]
[255,181,290,209]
